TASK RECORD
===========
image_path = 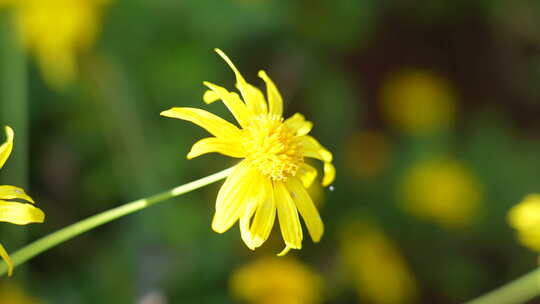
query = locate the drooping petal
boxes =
[284,113,313,136]
[0,126,14,170]
[0,200,45,225]
[296,135,332,163]
[247,177,276,248]
[160,107,242,140]
[0,185,35,204]
[187,137,245,159]
[203,82,252,127]
[212,162,256,233]
[240,199,259,250]
[286,177,324,242]
[214,49,267,115]
[0,243,13,277]
[296,163,318,188]
[258,70,283,116]
[274,181,302,255]
[322,162,336,186]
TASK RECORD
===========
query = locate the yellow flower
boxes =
[230,257,322,304]
[399,158,483,228]
[380,69,456,135]
[340,220,417,304]
[161,49,335,255]
[0,282,41,304]
[0,126,45,276]
[1,0,108,89]
[508,194,540,252]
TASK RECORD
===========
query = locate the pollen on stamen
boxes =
[243,114,303,181]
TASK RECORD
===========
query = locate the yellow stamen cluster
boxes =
[242,114,303,181]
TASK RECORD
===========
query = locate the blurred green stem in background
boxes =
[0,166,233,277]
[465,268,540,304]
[0,16,28,187]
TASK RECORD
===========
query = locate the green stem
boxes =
[0,167,233,277]
[465,268,540,304]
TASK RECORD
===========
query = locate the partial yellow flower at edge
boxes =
[230,257,322,304]
[0,126,45,276]
[161,49,335,255]
[508,194,540,252]
[6,0,108,89]
[339,220,418,304]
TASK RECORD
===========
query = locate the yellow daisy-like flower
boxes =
[0,126,45,276]
[1,0,108,89]
[161,49,335,255]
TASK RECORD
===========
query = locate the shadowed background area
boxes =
[0,0,540,303]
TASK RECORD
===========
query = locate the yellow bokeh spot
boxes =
[2,0,108,89]
[508,194,540,252]
[380,69,457,135]
[340,220,418,304]
[399,158,483,228]
[0,282,41,304]
[230,257,322,304]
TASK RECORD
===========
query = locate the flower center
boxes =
[242,114,303,181]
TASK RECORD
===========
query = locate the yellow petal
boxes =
[212,162,255,233]
[296,135,333,162]
[296,163,318,188]
[284,113,313,136]
[187,137,245,159]
[258,70,283,116]
[0,185,35,204]
[160,107,242,140]
[0,200,45,225]
[214,49,267,115]
[274,181,303,252]
[240,199,259,250]
[248,177,276,248]
[286,177,324,242]
[203,81,251,127]
[0,243,13,277]
[202,90,220,103]
[322,162,336,186]
[0,126,14,170]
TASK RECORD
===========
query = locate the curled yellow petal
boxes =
[296,163,318,188]
[160,107,242,140]
[322,162,336,187]
[0,185,35,204]
[0,200,45,225]
[248,178,276,249]
[0,243,13,277]
[214,48,267,115]
[0,126,14,170]
[258,70,283,116]
[284,113,313,136]
[203,81,251,127]
[296,135,332,163]
[274,181,302,253]
[187,137,245,159]
[286,177,324,242]
[240,200,259,250]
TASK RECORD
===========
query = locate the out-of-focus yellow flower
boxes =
[0,282,41,304]
[380,69,457,135]
[399,158,483,228]
[161,49,335,255]
[344,130,391,179]
[340,220,417,304]
[508,194,540,252]
[0,126,45,276]
[230,257,322,304]
[1,0,108,89]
